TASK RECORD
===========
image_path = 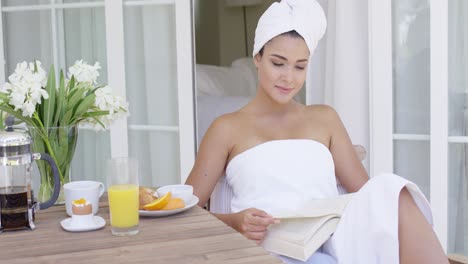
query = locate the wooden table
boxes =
[0,201,282,264]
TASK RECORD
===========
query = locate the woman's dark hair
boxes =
[258,30,304,56]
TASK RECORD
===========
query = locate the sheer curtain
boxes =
[123,4,180,188]
[1,3,110,187]
[392,0,430,196]
[65,7,111,184]
[307,0,369,169]
[448,0,468,255]
[2,1,182,190]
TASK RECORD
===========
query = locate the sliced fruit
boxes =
[161,198,185,211]
[139,186,156,209]
[143,192,172,210]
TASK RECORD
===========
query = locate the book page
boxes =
[273,193,353,219]
[262,216,341,261]
[263,194,353,261]
[267,215,338,243]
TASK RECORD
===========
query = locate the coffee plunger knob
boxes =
[5,116,14,132]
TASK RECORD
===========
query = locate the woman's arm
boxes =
[185,114,278,244]
[325,106,369,192]
[185,115,233,206]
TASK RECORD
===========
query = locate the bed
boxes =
[195,57,256,145]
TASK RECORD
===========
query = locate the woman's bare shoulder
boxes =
[203,110,248,144]
[209,110,245,132]
[304,104,340,121]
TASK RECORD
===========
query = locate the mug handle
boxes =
[98,182,105,198]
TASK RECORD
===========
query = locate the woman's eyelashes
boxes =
[272,61,283,67]
[271,61,305,71]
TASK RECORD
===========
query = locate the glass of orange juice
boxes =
[106,157,139,236]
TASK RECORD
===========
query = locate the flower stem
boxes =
[32,113,65,184]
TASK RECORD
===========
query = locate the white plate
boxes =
[61,215,106,232]
[139,195,199,217]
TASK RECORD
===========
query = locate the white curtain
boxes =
[448,0,468,255]
[69,5,180,188]
[123,5,180,188]
[66,7,111,184]
[307,0,369,169]
[2,5,110,188]
[2,3,181,189]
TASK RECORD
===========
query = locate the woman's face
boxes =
[254,35,310,105]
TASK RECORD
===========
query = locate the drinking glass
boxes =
[106,157,139,236]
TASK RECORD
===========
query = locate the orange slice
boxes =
[161,198,185,210]
[143,192,172,210]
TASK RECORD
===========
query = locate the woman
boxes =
[186,0,448,263]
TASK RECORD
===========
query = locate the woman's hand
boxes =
[231,208,280,244]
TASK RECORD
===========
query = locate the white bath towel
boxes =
[252,0,327,57]
[323,173,432,264]
[226,139,339,217]
[225,139,433,263]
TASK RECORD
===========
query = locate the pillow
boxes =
[196,57,257,97]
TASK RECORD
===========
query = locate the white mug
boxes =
[64,181,105,216]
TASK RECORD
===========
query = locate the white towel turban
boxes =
[252,0,327,57]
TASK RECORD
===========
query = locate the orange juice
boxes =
[108,184,139,228]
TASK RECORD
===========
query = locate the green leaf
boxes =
[62,110,73,126]
[85,85,104,97]
[83,115,106,128]
[53,70,66,127]
[33,61,37,72]
[0,105,35,127]
[82,111,109,118]
[0,111,4,129]
[93,117,106,128]
[0,92,9,100]
[57,128,71,167]
[66,88,85,112]
[68,75,76,92]
[72,93,95,121]
[43,65,56,128]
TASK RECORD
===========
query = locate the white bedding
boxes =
[196,57,255,146]
[196,57,257,97]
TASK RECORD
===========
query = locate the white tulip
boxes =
[2,59,127,129]
[68,60,101,84]
[21,102,36,117]
[9,90,26,109]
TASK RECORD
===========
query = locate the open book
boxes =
[262,194,353,261]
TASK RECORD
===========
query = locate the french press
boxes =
[0,118,60,232]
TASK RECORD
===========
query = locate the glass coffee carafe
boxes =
[0,119,60,232]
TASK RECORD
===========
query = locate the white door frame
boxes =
[175,0,196,182]
[368,0,394,177]
[368,0,449,249]
[105,0,129,158]
[429,0,448,250]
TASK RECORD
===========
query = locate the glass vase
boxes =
[28,125,78,204]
